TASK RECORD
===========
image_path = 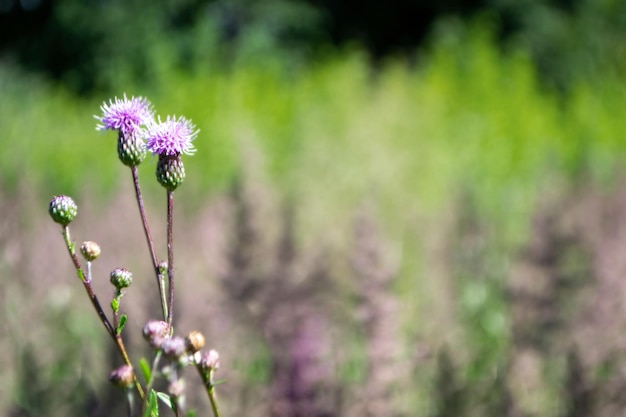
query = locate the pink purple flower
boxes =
[96,94,154,137]
[145,116,198,156]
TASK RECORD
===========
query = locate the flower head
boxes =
[145,116,198,156]
[96,94,154,137]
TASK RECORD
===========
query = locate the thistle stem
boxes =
[131,166,168,321]
[166,190,175,328]
[61,226,145,401]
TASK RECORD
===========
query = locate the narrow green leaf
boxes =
[142,390,158,417]
[156,391,173,410]
[116,314,127,335]
[139,357,151,383]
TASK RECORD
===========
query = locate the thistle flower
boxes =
[96,95,154,166]
[96,94,154,137]
[145,116,198,157]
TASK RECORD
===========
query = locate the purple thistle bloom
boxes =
[96,94,154,137]
[145,116,198,156]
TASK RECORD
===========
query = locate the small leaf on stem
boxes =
[156,392,173,410]
[116,314,127,335]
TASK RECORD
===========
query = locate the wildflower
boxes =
[145,116,198,157]
[96,95,154,166]
[49,195,77,226]
[96,95,154,137]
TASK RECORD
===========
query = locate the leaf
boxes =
[156,391,173,410]
[186,410,197,417]
[116,314,127,335]
[139,357,151,383]
[143,389,159,417]
[111,298,119,313]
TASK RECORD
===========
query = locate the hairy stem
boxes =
[131,166,168,321]
[61,226,145,401]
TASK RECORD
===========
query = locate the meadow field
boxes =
[2,23,626,416]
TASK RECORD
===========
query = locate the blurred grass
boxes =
[2,21,626,415]
[4,23,623,234]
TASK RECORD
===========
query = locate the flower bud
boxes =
[156,155,185,191]
[168,379,186,398]
[185,331,205,353]
[80,241,101,261]
[200,349,220,371]
[110,268,133,289]
[143,320,170,348]
[161,336,187,359]
[109,365,134,389]
[49,195,77,226]
[117,131,147,166]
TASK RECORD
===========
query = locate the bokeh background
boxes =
[1,0,626,416]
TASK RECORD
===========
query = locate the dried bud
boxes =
[200,349,220,371]
[185,331,205,353]
[80,241,101,261]
[156,155,185,191]
[143,320,170,348]
[110,268,133,289]
[161,336,187,359]
[109,365,134,389]
[48,195,77,226]
[117,131,147,166]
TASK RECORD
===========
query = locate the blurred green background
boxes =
[1,0,626,416]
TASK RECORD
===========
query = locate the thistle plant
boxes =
[49,95,220,417]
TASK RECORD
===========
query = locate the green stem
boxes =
[166,191,175,328]
[131,166,168,321]
[194,363,221,417]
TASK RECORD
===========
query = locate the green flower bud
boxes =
[117,131,147,167]
[156,155,185,191]
[80,241,101,261]
[110,268,133,289]
[49,195,77,226]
